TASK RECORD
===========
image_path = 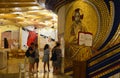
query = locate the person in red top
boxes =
[22,27,38,47]
[27,31,38,47]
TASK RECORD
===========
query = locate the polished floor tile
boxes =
[0,58,72,78]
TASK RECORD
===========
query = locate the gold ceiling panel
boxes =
[0,6,42,13]
[0,4,38,8]
[0,0,57,28]
[26,11,46,16]
[0,2,38,8]
[0,19,15,25]
[9,17,25,22]
[0,14,18,18]
[0,0,40,11]
[0,0,35,2]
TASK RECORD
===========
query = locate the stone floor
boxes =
[0,58,72,78]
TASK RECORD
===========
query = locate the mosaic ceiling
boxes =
[0,0,57,28]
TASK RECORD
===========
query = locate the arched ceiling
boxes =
[45,0,74,13]
[0,0,57,29]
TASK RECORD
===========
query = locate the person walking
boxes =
[42,44,50,73]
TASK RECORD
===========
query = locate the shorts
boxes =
[29,57,35,64]
[35,58,39,63]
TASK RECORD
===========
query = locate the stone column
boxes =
[19,27,22,49]
[0,28,1,48]
[58,5,66,73]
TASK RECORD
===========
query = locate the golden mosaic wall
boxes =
[64,0,119,70]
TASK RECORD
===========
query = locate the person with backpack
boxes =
[51,42,62,74]
[28,47,35,73]
[25,43,35,73]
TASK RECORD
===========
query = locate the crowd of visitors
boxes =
[25,42,62,75]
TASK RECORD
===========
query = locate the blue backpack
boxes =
[25,50,30,57]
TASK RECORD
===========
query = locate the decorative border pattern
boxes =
[88,43,120,67]
[87,43,120,78]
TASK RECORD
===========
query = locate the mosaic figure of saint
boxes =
[69,8,87,45]
[66,8,92,61]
